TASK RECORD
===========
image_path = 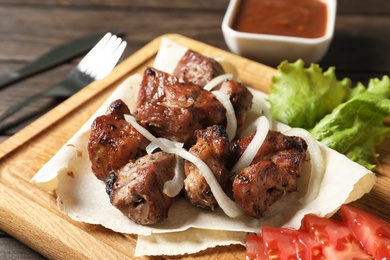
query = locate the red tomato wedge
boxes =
[262,227,305,259]
[246,234,267,260]
[340,204,390,259]
[261,227,324,260]
[297,229,325,260]
[245,205,390,259]
[302,214,372,259]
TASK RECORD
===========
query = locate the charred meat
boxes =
[233,160,298,218]
[231,130,307,218]
[106,151,177,225]
[88,99,150,181]
[136,67,253,146]
[173,50,225,87]
[184,125,231,210]
[137,67,179,108]
[230,130,308,175]
[136,82,227,146]
[214,80,253,128]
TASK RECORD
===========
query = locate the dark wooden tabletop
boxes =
[1,0,390,259]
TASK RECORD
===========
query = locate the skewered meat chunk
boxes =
[106,151,177,225]
[173,50,225,87]
[184,125,231,210]
[88,99,150,181]
[136,67,253,145]
[105,98,132,118]
[136,82,227,147]
[231,130,307,218]
[137,67,179,108]
[233,161,297,218]
[214,79,253,128]
[230,130,308,175]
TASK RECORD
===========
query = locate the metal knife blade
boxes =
[0,30,124,91]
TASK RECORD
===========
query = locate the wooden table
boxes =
[0,0,389,259]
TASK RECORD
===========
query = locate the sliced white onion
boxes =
[253,99,273,130]
[146,138,184,154]
[173,146,243,218]
[125,115,177,153]
[163,155,185,197]
[239,114,266,139]
[216,59,241,82]
[145,138,185,197]
[211,90,237,141]
[283,128,325,204]
[203,73,233,91]
[124,114,243,218]
[231,116,270,175]
[146,142,159,154]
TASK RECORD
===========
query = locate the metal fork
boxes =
[0,32,127,123]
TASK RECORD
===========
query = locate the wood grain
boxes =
[0,34,389,259]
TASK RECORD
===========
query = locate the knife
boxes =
[0,30,124,91]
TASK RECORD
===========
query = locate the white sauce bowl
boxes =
[222,0,337,66]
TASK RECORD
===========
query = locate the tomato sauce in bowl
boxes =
[232,0,327,39]
[221,0,336,65]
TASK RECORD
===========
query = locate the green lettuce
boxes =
[267,59,390,170]
[268,59,351,129]
[310,76,390,170]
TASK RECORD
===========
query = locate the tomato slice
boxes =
[246,234,267,260]
[262,227,304,259]
[297,229,325,259]
[302,214,372,259]
[340,204,390,259]
[261,226,326,259]
[247,227,324,260]
[245,205,390,259]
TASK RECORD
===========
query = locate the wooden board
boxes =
[0,34,389,260]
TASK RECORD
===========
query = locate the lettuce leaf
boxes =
[267,59,351,129]
[267,60,390,170]
[310,76,390,170]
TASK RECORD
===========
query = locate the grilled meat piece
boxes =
[88,99,150,181]
[106,151,177,225]
[105,99,132,119]
[136,82,226,146]
[137,67,179,108]
[173,50,225,87]
[233,160,297,218]
[230,130,308,175]
[136,67,252,145]
[215,80,253,128]
[231,130,307,218]
[184,125,231,210]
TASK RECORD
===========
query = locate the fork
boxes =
[0,32,127,123]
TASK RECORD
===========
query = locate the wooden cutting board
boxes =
[0,34,389,260]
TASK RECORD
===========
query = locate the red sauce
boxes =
[232,0,328,38]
